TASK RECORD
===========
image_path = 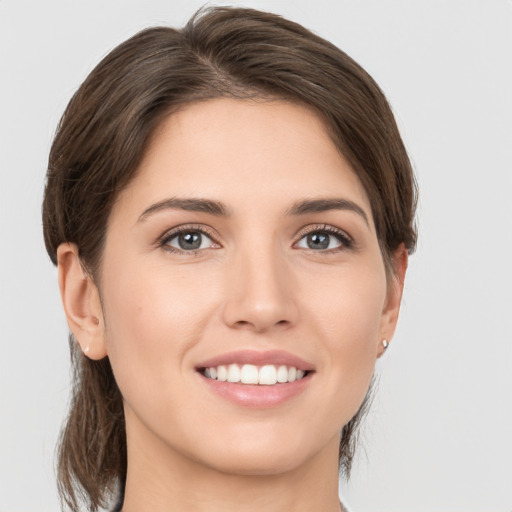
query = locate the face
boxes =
[97,98,401,476]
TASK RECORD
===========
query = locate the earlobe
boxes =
[57,243,107,360]
[377,244,408,358]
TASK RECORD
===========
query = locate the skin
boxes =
[58,98,407,512]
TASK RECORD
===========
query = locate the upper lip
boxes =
[196,349,315,372]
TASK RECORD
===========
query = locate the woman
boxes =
[43,6,416,512]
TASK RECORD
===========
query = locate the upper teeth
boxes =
[204,364,306,385]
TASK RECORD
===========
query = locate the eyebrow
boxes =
[138,197,230,222]
[137,196,369,226]
[286,198,369,226]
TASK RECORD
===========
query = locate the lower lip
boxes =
[198,373,313,408]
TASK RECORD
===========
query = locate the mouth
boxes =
[198,364,310,385]
[195,350,315,407]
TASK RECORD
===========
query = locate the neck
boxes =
[121,412,342,512]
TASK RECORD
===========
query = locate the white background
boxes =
[1,1,511,511]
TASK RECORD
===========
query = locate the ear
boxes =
[377,244,408,358]
[57,243,107,360]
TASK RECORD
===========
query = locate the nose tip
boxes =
[222,255,298,333]
[230,310,293,333]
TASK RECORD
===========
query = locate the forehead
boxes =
[115,98,372,220]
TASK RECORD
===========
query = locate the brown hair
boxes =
[43,6,417,511]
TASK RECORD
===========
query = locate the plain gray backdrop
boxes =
[1,1,511,510]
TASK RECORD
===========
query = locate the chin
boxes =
[203,447,311,477]
[190,428,335,477]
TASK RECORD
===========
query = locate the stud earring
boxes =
[84,345,90,354]
[382,339,389,350]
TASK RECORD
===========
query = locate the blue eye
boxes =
[296,229,351,251]
[164,230,215,252]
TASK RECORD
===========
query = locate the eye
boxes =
[160,227,218,253]
[295,227,352,251]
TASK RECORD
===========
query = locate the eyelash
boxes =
[157,224,219,255]
[156,223,354,255]
[294,224,354,253]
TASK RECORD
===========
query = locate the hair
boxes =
[42,6,417,511]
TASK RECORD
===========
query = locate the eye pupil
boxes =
[178,232,202,250]
[307,232,329,250]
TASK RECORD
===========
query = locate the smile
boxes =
[201,364,308,385]
[196,350,314,407]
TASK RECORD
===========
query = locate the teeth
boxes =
[217,365,227,382]
[276,365,288,383]
[203,364,308,385]
[241,364,259,384]
[259,365,277,385]
[227,364,241,383]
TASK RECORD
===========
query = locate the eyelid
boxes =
[293,224,354,249]
[155,223,353,254]
[156,224,221,253]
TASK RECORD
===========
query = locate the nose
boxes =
[222,243,299,333]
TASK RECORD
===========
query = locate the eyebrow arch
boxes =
[138,197,230,222]
[287,198,370,226]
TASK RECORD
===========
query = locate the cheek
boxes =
[307,261,386,341]
[303,264,386,411]
[99,262,219,394]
